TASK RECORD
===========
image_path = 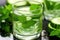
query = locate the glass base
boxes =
[14,33,40,40]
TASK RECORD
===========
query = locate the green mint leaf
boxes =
[22,19,36,29]
[5,4,12,11]
[30,4,42,14]
[1,22,10,32]
[54,3,60,10]
[0,4,12,20]
[0,6,9,20]
[44,0,60,10]
[13,14,26,23]
[50,29,60,36]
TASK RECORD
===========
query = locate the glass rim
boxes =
[12,1,26,4]
[27,0,43,3]
[13,7,43,16]
[12,0,43,5]
[13,5,43,12]
[11,0,43,12]
[14,9,42,16]
[15,8,42,12]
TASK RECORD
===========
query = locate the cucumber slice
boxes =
[14,7,32,16]
[51,17,60,25]
[48,17,60,29]
[7,0,26,6]
[27,0,43,4]
[14,6,42,16]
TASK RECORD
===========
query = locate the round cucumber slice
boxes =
[27,0,43,4]
[51,17,60,25]
[7,0,26,6]
[48,17,60,29]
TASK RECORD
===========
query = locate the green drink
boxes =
[44,0,60,38]
[11,0,43,40]
[13,6,43,40]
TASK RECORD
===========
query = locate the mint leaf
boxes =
[5,4,12,11]
[44,0,60,10]
[1,22,10,32]
[44,0,56,10]
[0,6,9,20]
[13,14,26,23]
[0,4,12,21]
[54,3,60,10]
[30,4,42,14]
[22,19,36,29]
[50,29,60,36]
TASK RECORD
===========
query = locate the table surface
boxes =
[0,31,49,40]
[0,34,40,40]
[0,34,13,40]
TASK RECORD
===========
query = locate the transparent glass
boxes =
[44,0,60,20]
[13,0,43,40]
[44,0,60,37]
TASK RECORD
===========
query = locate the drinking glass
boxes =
[12,0,43,40]
[44,0,60,38]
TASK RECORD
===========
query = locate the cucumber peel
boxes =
[48,17,60,30]
[48,23,56,30]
